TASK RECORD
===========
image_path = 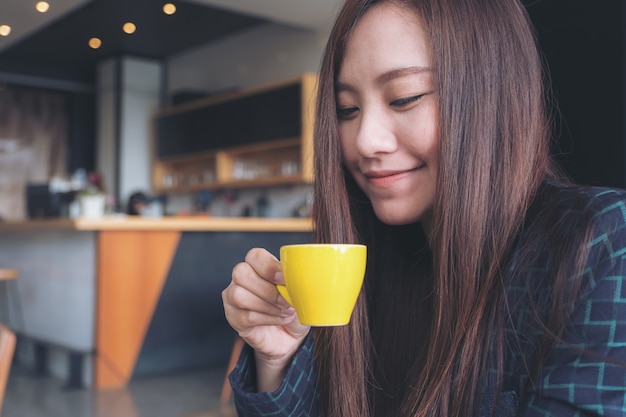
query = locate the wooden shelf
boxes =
[152,74,317,193]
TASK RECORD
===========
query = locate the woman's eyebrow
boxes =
[336,66,432,93]
[375,66,432,85]
[335,80,355,94]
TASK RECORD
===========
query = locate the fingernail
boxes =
[280,307,295,318]
[274,271,284,284]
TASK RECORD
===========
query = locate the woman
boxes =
[222,0,626,415]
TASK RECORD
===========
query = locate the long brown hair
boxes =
[312,0,589,416]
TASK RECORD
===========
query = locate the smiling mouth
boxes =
[364,166,423,186]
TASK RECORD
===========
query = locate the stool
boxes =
[0,270,17,280]
[220,336,244,405]
[0,322,16,415]
[0,269,24,332]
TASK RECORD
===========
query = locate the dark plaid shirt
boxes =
[230,187,626,416]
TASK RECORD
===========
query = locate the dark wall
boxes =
[66,91,96,173]
[525,0,625,188]
[134,230,312,375]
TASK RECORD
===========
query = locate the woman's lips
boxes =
[363,166,422,187]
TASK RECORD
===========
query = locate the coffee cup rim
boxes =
[280,243,366,248]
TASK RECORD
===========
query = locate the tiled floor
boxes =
[3,363,235,417]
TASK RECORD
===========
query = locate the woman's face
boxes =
[336,3,439,228]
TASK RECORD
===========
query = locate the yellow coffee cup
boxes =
[278,244,367,326]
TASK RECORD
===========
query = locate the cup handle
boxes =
[276,284,292,306]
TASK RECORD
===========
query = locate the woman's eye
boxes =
[390,94,423,108]
[337,106,359,119]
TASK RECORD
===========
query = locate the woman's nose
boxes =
[355,110,398,157]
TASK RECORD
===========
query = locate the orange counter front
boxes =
[0,216,312,389]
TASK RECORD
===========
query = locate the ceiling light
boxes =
[89,37,102,49]
[35,1,50,13]
[123,22,136,34]
[163,3,176,15]
[0,25,11,37]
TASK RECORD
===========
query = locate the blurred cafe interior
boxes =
[0,0,623,416]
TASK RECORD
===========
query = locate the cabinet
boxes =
[152,73,317,192]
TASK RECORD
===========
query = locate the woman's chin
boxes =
[373,209,420,226]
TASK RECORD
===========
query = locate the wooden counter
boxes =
[0,216,313,232]
[0,216,312,389]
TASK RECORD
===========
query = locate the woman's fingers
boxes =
[222,247,309,364]
[244,248,283,284]
[224,276,282,317]
[223,283,297,341]
[223,248,294,334]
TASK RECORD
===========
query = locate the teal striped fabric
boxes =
[230,187,626,416]
[231,333,320,416]
[505,188,626,416]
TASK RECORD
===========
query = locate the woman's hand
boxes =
[222,247,311,391]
